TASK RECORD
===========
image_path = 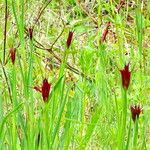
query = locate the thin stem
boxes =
[125,118,132,150]
[119,89,128,150]
[133,120,139,150]
[33,0,52,30]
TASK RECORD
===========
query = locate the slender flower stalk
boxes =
[118,63,131,149]
[133,120,138,150]
[34,78,51,102]
[118,89,128,150]
[9,48,16,64]
[120,63,131,90]
[59,31,73,77]
[66,31,73,48]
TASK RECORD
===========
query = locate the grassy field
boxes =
[0,0,150,149]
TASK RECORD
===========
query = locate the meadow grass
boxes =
[0,0,150,149]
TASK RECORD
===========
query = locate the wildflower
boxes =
[9,48,16,64]
[130,105,142,122]
[42,78,51,102]
[66,31,73,48]
[34,78,51,102]
[120,63,131,90]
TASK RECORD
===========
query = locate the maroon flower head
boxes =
[130,105,142,122]
[34,78,51,102]
[9,48,16,64]
[120,63,131,90]
[66,31,73,48]
[42,78,51,102]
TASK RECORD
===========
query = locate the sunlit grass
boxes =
[0,0,150,149]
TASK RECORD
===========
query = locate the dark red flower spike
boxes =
[66,31,73,48]
[130,105,142,122]
[34,78,51,102]
[41,78,51,102]
[9,48,16,64]
[120,63,131,90]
